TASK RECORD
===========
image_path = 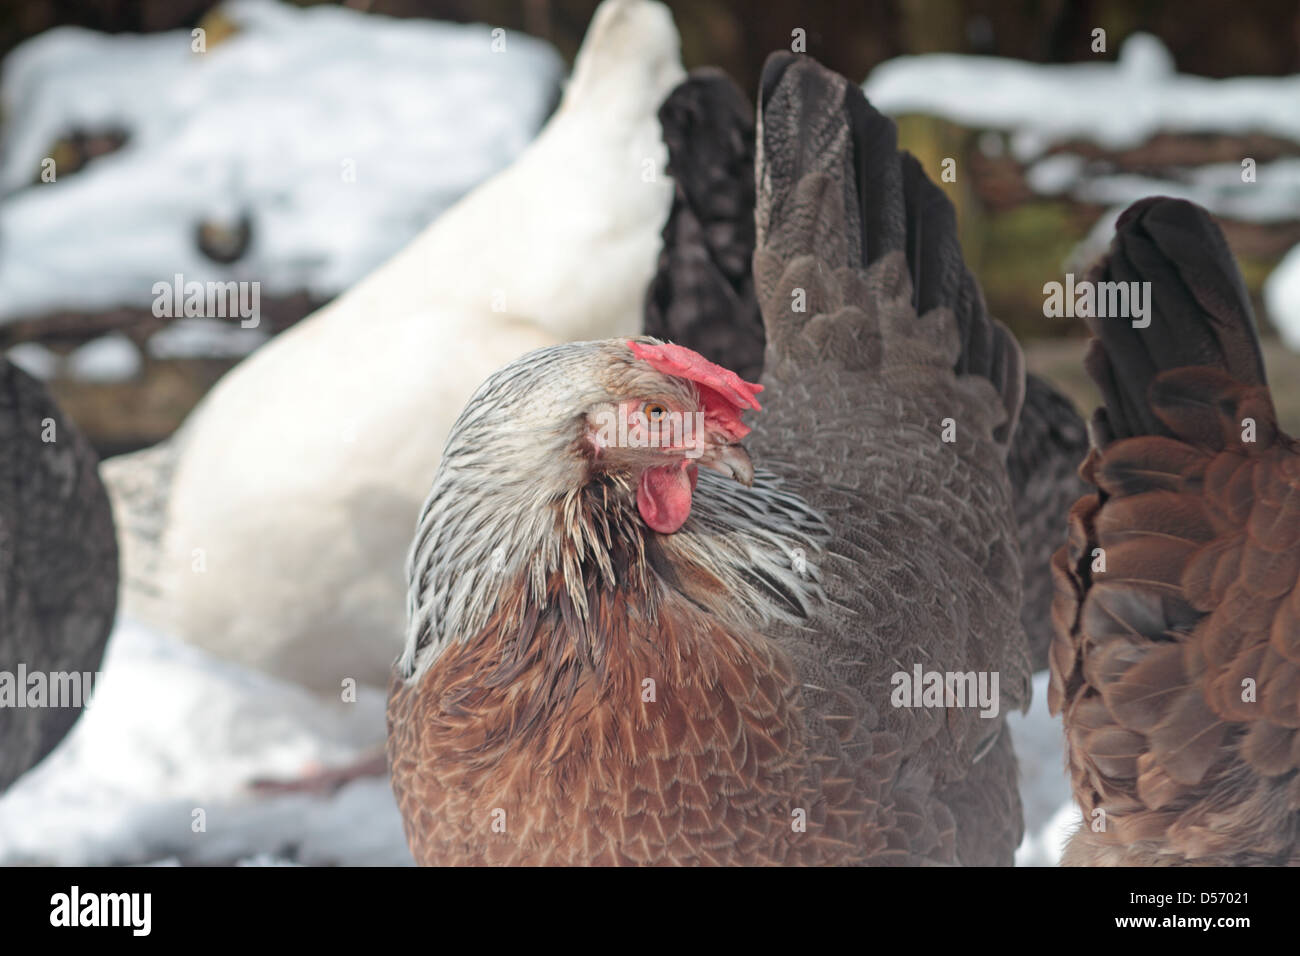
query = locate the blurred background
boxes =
[3,0,1300,454]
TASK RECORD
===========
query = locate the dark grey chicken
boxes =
[644,68,763,382]
[0,359,117,792]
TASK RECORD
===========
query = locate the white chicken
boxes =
[104,0,685,695]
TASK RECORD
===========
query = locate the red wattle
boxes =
[637,464,697,534]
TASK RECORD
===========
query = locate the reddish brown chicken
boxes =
[387,54,1031,866]
[1051,196,1300,866]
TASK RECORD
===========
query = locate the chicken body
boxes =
[389,55,1030,866]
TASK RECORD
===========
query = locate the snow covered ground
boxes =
[0,617,411,866]
[1026,155,1300,225]
[865,32,1300,162]
[0,0,563,333]
[1009,672,1077,866]
[866,33,1300,349]
[1266,245,1300,351]
[0,615,1074,866]
[5,319,272,383]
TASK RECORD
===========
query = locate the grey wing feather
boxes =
[749,53,1030,864]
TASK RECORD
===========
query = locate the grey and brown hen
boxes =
[388,53,1030,866]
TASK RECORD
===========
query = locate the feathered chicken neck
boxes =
[399,342,658,679]
[400,341,824,692]
[401,446,648,683]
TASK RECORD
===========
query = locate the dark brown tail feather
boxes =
[643,69,762,381]
[1084,197,1269,448]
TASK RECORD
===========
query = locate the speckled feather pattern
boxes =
[747,54,1031,865]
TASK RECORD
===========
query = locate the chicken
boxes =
[0,359,117,792]
[643,68,762,382]
[1010,376,1090,670]
[641,65,1086,673]
[102,0,685,694]
[1050,196,1300,866]
[387,53,1030,866]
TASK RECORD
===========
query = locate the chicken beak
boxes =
[697,441,754,487]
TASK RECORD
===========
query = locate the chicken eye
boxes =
[642,402,668,423]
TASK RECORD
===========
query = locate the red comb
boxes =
[628,340,763,441]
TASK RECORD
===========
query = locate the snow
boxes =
[1024,153,1086,195]
[865,32,1300,162]
[66,332,141,382]
[5,342,60,380]
[1028,157,1300,224]
[1020,801,1083,868]
[147,317,270,360]
[0,617,412,866]
[0,0,564,325]
[1265,244,1300,351]
[1009,671,1076,866]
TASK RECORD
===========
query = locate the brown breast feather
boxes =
[387,574,956,865]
